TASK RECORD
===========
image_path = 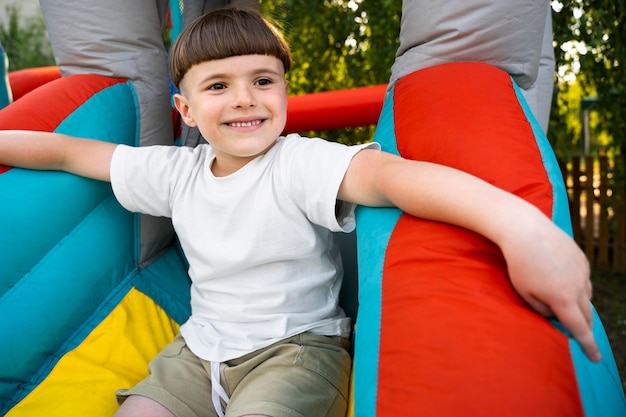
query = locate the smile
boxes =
[229,120,263,128]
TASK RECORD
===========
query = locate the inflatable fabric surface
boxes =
[6,66,61,102]
[0,74,191,416]
[0,42,11,109]
[2,63,624,417]
[352,62,626,417]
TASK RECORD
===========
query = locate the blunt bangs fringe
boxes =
[170,8,292,89]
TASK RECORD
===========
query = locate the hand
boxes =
[500,209,600,362]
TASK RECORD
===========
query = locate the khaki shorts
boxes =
[116,333,351,417]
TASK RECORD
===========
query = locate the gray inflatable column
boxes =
[391,0,555,134]
[40,0,174,265]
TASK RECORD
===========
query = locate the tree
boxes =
[0,4,55,71]
[260,0,401,144]
[552,0,626,156]
[552,1,625,260]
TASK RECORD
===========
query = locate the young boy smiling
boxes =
[0,8,598,417]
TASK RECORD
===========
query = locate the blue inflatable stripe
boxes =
[570,309,626,416]
[0,81,138,293]
[169,0,184,46]
[511,81,572,235]
[353,87,402,416]
[0,42,11,109]
[0,171,112,293]
[354,206,401,417]
[371,88,398,157]
[54,81,139,143]
[0,195,135,411]
[135,243,192,325]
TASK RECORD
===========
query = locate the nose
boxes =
[233,84,256,108]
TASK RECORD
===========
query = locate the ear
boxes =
[173,93,197,127]
[284,80,289,96]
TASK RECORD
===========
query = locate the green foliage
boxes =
[552,0,626,156]
[550,72,590,157]
[2,0,621,154]
[0,4,55,71]
[260,0,401,144]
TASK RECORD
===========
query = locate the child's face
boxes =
[174,54,289,176]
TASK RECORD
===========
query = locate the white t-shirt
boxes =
[110,133,378,362]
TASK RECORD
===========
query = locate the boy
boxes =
[0,8,598,417]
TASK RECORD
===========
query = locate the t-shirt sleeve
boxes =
[280,136,380,233]
[110,144,190,217]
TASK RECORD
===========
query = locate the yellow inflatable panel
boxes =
[7,288,179,417]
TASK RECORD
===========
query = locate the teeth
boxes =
[230,120,261,127]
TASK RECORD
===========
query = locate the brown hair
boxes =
[169,8,293,89]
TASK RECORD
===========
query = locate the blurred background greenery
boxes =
[2,0,623,156]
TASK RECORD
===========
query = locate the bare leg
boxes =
[114,395,175,417]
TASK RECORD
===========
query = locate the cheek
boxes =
[275,97,289,117]
[193,101,220,122]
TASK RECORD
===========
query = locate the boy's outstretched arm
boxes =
[339,148,600,362]
[0,130,115,181]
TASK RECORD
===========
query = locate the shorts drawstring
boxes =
[211,361,230,417]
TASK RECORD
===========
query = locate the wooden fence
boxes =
[561,155,626,273]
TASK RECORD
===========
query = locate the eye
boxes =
[208,82,226,91]
[256,77,273,86]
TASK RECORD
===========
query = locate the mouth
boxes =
[227,119,264,128]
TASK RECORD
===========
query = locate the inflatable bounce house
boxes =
[1,3,626,417]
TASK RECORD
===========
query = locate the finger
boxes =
[552,302,601,362]
[524,297,554,318]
